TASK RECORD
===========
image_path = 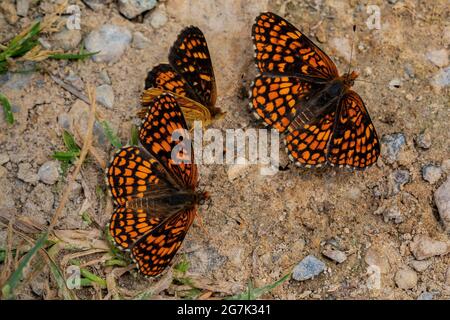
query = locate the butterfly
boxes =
[250,12,380,169]
[106,93,209,277]
[140,26,223,127]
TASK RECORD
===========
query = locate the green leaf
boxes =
[62,130,80,153]
[79,268,106,289]
[1,232,48,299]
[129,124,139,146]
[48,50,99,61]
[173,256,190,273]
[100,120,122,149]
[51,151,79,162]
[0,93,14,125]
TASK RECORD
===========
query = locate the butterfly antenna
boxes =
[346,25,357,79]
[195,211,210,237]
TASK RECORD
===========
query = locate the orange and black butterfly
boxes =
[106,93,209,277]
[140,26,223,126]
[250,12,380,169]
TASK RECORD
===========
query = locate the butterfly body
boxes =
[107,93,209,277]
[251,12,380,169]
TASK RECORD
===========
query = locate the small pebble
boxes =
[17,163,38,184]
[435,178,450,232]
[292,255,326,281]
[330,37,351,62]
[381,133,406,164]
[16,0,30,17]
[99,69,112,85]
[146,4,168,29]
[422,164,442,184]
[388,79,402,90]
[395,267,418,289]
[57,113,73,131]
[96,84,114,109]
[415,130,432,149]
[0,2,19,25]
[132,31,151,49]
[81,0,111,11]
[410,260,432,272]
[84,24,132,63]
[52,27,82,51]
[0,154,9,165]
[322,248,347,264]
[410,235,450,260]
[390,169,410,195]
[426,49,449,68]
[38,161,60,185]
[431,66,450,89]
[118,0,157,19]
[417,292,434,300]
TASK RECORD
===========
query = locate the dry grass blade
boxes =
[48,86,96,231]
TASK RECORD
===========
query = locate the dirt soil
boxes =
[0,0,449,300]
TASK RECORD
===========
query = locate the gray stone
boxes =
[52,27,82,51]
[322,248,347,263]
[381,133,406,164]
[292,255,326,281]
[417,292,434,300]
[415,130,432,149]
[410,260,432,272]
[410,235,450,260]
[422,164,442,184]
[395,267,418,289]
[84,24,132,63]
[146,4,168,28]
[16,0,30,17]
[376,205,404,224]
[95,84,114,109]
[0,2,18,25]
[38,161,60,185]
[426,49,449,68]
[118,0,157,19]
[17,162,38,184]
[390,169,410,195]
[431,66,450,89]
[435,178,450,232]
[0,72,35,90]
[81,0,112,11]
[65,71,84,91]
[99,70,111,85]
[132,31,151,49]
[58,113,73,131]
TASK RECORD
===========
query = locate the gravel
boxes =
[132,31,151,49]
[410,260,432,272]
[145,4,168,28]
[292,255,326,281]
[390,169,410,195]
[52,27,82,51]
[84,24,132,63]
[95,84,115,109]
[415,130,432,149]
[381,133,406,164]
[417,292,434,300]
[38,161,60,185]
[388,78,402,90]
[434,178,450,232]
[118,0,157,19]
[395,267,418,289]
[422,164,442,184]
[410,235,450,260]
[431,66,450,89]
[16,0,30,17]
[0,154,9,165]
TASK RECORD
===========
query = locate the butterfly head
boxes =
[343,71,359,88]
[197,190,211,208]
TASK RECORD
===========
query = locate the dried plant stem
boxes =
[48,86,97,232]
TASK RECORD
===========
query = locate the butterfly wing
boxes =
[106,146,175,207]
[109,206,163,251]
[131,207,196,277]
[284,109,335,167]
[168,26,217,110]
[327,91,380,168]
[250,74,324,133]
[139,93,198,188]
[252,12,338,80]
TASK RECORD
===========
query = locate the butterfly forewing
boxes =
[169,26,217,108]
[252,12,338,79]
[139,93,198,188]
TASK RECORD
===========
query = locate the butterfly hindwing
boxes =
[252,12,338,79]
[327,91,380,168]
[131,208,196,277]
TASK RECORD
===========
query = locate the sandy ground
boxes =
[0,0,449,299]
